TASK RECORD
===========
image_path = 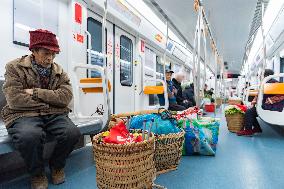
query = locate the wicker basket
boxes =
[228,99,242,105]
[215,98,222,107]
[154,131,185,174]
[225,113,245,132]
[92,133,156,189]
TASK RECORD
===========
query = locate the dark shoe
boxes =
[31,174,48,189]
[237,129,254,136]
[253,127,262,134]
[51,168,65,185]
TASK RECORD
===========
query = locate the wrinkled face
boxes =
[32,48,56,67]
[166,72,172,81]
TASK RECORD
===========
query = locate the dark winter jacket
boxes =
[172,78,184,105]
[183,85,196,106]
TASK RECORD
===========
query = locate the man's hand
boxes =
[168,92,174,98]
[265,97,273,105]
[173,88,178,95]
[24,89,33,95]
[251,100,257,106]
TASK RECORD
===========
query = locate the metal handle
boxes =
[73,64,110,130]
[144,78,169,109]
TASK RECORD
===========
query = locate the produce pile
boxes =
[224,104,247,115]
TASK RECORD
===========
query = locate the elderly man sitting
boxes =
[1,29,81,189]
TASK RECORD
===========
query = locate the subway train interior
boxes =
[1,0,284,188]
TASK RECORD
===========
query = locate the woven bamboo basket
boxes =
[228,99,242,105]
[225,113,245,132]
[92,133,156,189]
[215,98,222,107]
[154,131,185,174]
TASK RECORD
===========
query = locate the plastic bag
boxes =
[103,121,143,144]
[178,117,220,156]
[130,113,181,135]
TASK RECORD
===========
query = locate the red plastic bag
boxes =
[103,121,143,144]
[205,104,215,112]
[235,104,247,112]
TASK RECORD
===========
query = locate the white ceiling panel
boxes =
[145,0,258,73]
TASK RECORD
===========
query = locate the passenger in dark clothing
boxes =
[157,70,186,111]
[183,83,196,107]
[237,69,284,136]
[208,88,214,96]
[172,78,184,106]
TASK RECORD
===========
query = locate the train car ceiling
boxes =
[143,0,258,74]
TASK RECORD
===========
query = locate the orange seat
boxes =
[80,78,111,93]
[249,90,258,96]
[143,86,164,95]
[263,83,284,95]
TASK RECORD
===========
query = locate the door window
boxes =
[87,17,106,77]
[120,35,133,86]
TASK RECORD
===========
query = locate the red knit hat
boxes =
[29,29,60,53]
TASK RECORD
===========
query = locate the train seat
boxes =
[0,117,103,155]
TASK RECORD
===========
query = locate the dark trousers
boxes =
[244,107,261,130]
[7,114,81,176]
[169,103,186,111]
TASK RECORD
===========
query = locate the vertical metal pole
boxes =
[192,16,198,106]
[196,7,202,107]
[203,21,207,98]
[163,20,168,82]
[260,1,267,82]
[102,0,111,120]
[214,52,218,116]
[214,52,218,100]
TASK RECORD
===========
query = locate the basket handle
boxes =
[112,109,166,118]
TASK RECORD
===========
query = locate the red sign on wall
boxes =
[141,40,145,53]
[77,34,84,43]
[75,3,82,24]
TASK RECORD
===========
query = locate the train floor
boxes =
[1,109,284,189]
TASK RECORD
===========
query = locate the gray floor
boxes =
[1,110,284,189]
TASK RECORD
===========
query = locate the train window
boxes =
[145,48,155,77]
[120,35,133,86]
[156,56,164,80]
[13,0,59,46]
[87,17,107,78]
[87,18,103,52]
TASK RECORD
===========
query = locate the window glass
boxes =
[120,35,133,86]
[87,18,106,78]
[156,56,164,80]
[145,48,155,77]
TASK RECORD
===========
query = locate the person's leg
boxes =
[43,113,80,182]
[252,108,262,133]
[244,107,257,130]
[7,117,46,176]
[7,116,48,189]
[237,107,257,136]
